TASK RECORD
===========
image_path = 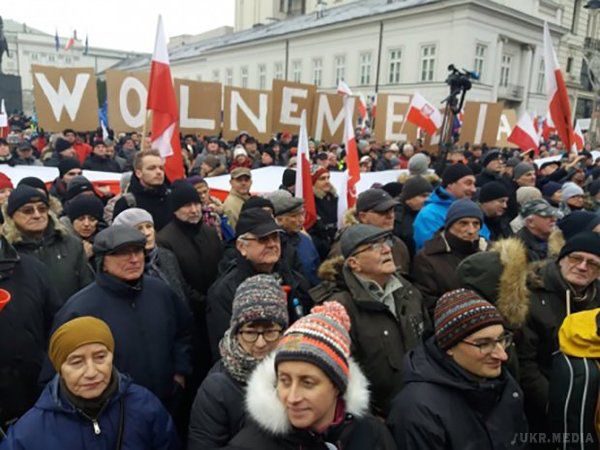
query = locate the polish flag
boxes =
[358,93,368,123]
[147,16,184,181]
[337,80,352,96]
[542,114,556,141]
[508,112,540,154]
[64,31,76,51]
[0,99,8,139]
[573,122,585,151]
[295,110,317,230]
[371,96,377,121]
[405,92,443,136]
[544,22,574,150]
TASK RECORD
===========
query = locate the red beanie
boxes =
[312,167,329,184]
[0,173,14,190]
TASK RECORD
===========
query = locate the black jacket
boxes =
[393,202,419,258]
[516,227,549,262]
[388,337,528,450]
[0,238,61,427]
[310,188,338,260]
[484,215,513,242]
[114,174,171,231]
[82,153,122,173]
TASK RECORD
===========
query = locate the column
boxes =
[520,44,534,112]
[491,36,507,102]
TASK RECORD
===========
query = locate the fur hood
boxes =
[397,172,440,186]
[245,353,370,436]
[343,207,359,227]
[317,255,345,283]
[1,204,68,245]
[313,185,338,200]
[547,228,565,259]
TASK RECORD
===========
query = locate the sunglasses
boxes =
[17,204,48,216]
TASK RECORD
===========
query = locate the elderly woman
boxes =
[188,274,289,449]
[1,316,180,449]
[226,301,396,449]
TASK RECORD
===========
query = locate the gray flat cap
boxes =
[341,224,391,258]
[93,225,146,255]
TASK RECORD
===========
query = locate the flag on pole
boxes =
[543,21,574,150]
[357,93,368,123]
[573,122,585,151]
[508,112,539,154]
[64,31,76,51]
[147,15,184,181]
[0,99,8,139]
[84,35,89,55]
[54,30,60,52]
[405,92,443,136]
[371,96,377,121]
[542,114,556,141]
[295,110,317,230]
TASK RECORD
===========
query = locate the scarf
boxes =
[59,368,119,419]
[219,328,260,384]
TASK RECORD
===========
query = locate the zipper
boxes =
[92,419,101,435]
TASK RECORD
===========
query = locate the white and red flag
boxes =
[358,93,368,123]
[0,99,8,139]
[543,21,574,150]
[405,92,442,136]
[541,114,556,141]
[508,112,539,154]
[64,31,76,51]
[147,15,184,181]
[573,122,585,151]
[295,110,317,230]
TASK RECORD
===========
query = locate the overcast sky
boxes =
[3,0,235,53]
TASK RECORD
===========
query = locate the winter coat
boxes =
[12,156,42,166]
[146,246,189,304]
[484,215,513,242]
[82,153,122,173]
[516,261,600,432]
[310,187,339,261]
[188,360,245,449]
[393,202,419,258]
[1,207,94,303]
[0,237,61,427]
[411,231,488,314]
[375,157,394,172]
[0,372,180,450]
[114,174,171,231]
[475,168,503,188]
[516,227,549,262]
[46,273,193,403]
[279,231,320,287]
[222,191,250,230]
[310,257,428,416]
[226,354,396,450]
[49,178,68,205]
[387,337,528,450]
[206,253,313,358]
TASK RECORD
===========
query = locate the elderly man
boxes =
[376,144,399,171]
[516,198,561,261]
[506,162,537,220]
[83,138,121,173]
[206,207,311,357]
[478,181,512,241]
[310,224,427,416]
[475,150,504,187]
[48,225,193,406]
[517,231,600,435]
[2,185,93,302]
[222,167,252,229]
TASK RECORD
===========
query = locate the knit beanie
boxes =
[66,176,95,201]
[17,176,47,195]
[382,182,403,199]
[0,172,13,190]
[434,289,504,351]
[275,301,351,393]
[66,195,104,222]
[408,153,429,176]
[516,186,542,206]
[561,182,584,202]
[557,211,600,241]
[240,196,275,213]
[58,157,81,178]
[558,231,600,261]
[445,199,483,228]
[49,316,115,372]
[541,181,562,198]
[185,175,205,187]
[113,207,154,228]
[513,162,535,180]
[282,168,297,188]
[441,164,473,187]
[400,176,433,201]
[312,167,329,184]
[230,274,289,334]
[7,185,49,217]
[479,181,509,203]
[588,180,600,198]
[54,137,72,154]
[170,179,201,212]
[481,150,501,168]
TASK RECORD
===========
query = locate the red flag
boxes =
[371,96,377,121]
[405,92,443,136]
[0,99,7,139]
[544,22,574,150]
[64,31,76,51]
[295,111,317,230]
[573,122,585,151]
[358,94,368,123]
[147,16,184,182]
[542,114,556,141]
[508,112,539,154]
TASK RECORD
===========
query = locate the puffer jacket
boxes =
[1,206,94,303]
[0,372,180,450]
[225,354,396,450]
[310,257,428,416]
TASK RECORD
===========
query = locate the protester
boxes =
[478,181,512,241]
[82,138,121,173]
[515,198,561,261]
[559,181,585,216]
[44,137,78,167]
[13,142,42,166]
[17,176,63,216]
[475,149,504,187]
[509,186,543,234]
[310,167,339,260]
[393,176,433,257]
[223,168,253,229]
[0,172,13,207]
[62,194,106,261]
[541,181,562,207]
[506,162,537,220]
[0,138,15,166]
[49,158,83,205]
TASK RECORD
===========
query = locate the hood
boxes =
[547,228,565,259]
[1,204,69,245]
[245,353,369,436]
[397,172,440,186]
[456,238,530,328]
[423,186,454,208]
[559,308,600,358]
[343,207,359,227]
[316,255,345,283]
[314,185,338,200]
[422,231,487,256]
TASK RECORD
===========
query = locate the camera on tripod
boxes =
[445,64,478,94]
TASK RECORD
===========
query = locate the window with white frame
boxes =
[48,55,55,62]
[240,66,249,88]
[31,52,39,61]
[499,54,511,87]
[537,58,545,93]
[258,64,267,89]
[212,69,220,82]
[420,45,436,82]
[359,52,372,85]
[196,75,203,81]
[334,54,346,84]
[274,62,284,80]
[226,68,233,86]
[65,56,72,64]
[312,58,323,86]
[474,44,486,79]
[388,49,402,84]
[292,60,302,82]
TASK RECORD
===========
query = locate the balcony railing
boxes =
[497,84,524,101]
[585,37,600,53]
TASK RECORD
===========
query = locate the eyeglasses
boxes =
[17,204,48,215]
[242,233,280,245]
[239,328,283,343]
[352,238,393,256]
[462,331,514,355]
[566,254,600,271]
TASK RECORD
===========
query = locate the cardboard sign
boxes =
[373,93,418,143]
[175,79,222,136]
[496,109,519,148]
[458,101,504,146]
[271,79,316,135]
[31,65,98,132]
[222,86,272,142]
[106,70,149,132]
[311,93,360,144]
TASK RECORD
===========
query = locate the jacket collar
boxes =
[0,236,19,279]
[95,272,144,297]
[128,173,168,197]
[1,205,67,246]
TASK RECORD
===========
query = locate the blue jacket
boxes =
[413,187,490,251]
[296,232,321,287]
[44,274,193,402]
[1,372,180,450]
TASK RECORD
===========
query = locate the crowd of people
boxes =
[0,118,600,449]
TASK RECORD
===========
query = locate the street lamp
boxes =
[585,0,600,9]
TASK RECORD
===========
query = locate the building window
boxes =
[474,44,486,79]
[196,74,203,81]
[48,55,55,62]
[572,0,582,34]
[420,45,436,82]
[359,52,372,85]
[499,54,512,87]
[388,49,402,84]
[31,52,39,61]
[537,58,545,93]
[226,68,233,86]
[258,64,267,89]
[334,54,346,84]
[65,56,72,64]
[274,62,284,80]
[212,69,220,82]
[566,57,573,74]
[73,56,80,61]
[291,60,302,83]
[240,66,249,88]
[312,58,323,86]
